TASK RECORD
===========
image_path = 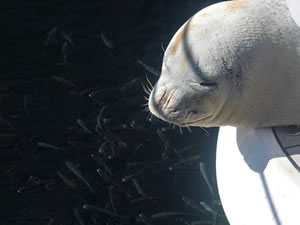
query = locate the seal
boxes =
[287,0,300,27]
[148,0,300,128]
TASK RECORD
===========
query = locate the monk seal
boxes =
[148,0,300,128]
[287,0,300,27]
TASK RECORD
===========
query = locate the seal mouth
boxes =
[177,114,212,127]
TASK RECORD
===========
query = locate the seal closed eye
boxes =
[199,82,217,88]
[148,0,300,128]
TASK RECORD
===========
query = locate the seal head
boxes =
[149,0,300,128]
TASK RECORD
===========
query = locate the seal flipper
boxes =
[287,0,300,28]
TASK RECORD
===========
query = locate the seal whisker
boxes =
[186,126,192,133]
[143,101,150,111]
[145,74,154,89]
[141,83,151,95]
[146,84,152,93]
[160,42,165,52]
[144,83,152,95]
[200,127,209,136]
[179,126,183,135]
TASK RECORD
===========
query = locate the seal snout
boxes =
[148,83,199,126]
[148,85,170,119]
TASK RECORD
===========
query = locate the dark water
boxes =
[0,0,228,224]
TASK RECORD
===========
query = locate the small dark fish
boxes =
[52,75,76,87]
[47,218,55,225]
[73,208,86,225]
[57,171,77,189]
[97,168,131,198]
[126,161,162,168]
[62,41,69,64]
[82,204,129,219]
[120,78,141,93]
[156,129,170,150]
[169,155,202,170]
[182,196,205,213]
[96,168,112,184]
[132,178,147,197]
[177,143,199,153]
[108,185,119,214]
[76,118,93,135]
[199,162,215,198]
[118,141,128,150]
[43,27,58,47]
[98,140,109,153]
[61,31,74,46]
[109,141,116,158]
[96,105,108,131]
[151,211,200,220]
[17,180,49,194]
[65,161,95,194]
[100,31,114,49]
[136,213,154,225]
[0,116,14,129]
[37,142,66,151]
[121,170,143,182]
[137,60,159,77]
[199,201,217,215]
[90,154,112,175]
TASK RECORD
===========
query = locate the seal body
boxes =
[148,0,300,128]
[287,0,300,27]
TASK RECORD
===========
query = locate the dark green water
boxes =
[0,0,228,224]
